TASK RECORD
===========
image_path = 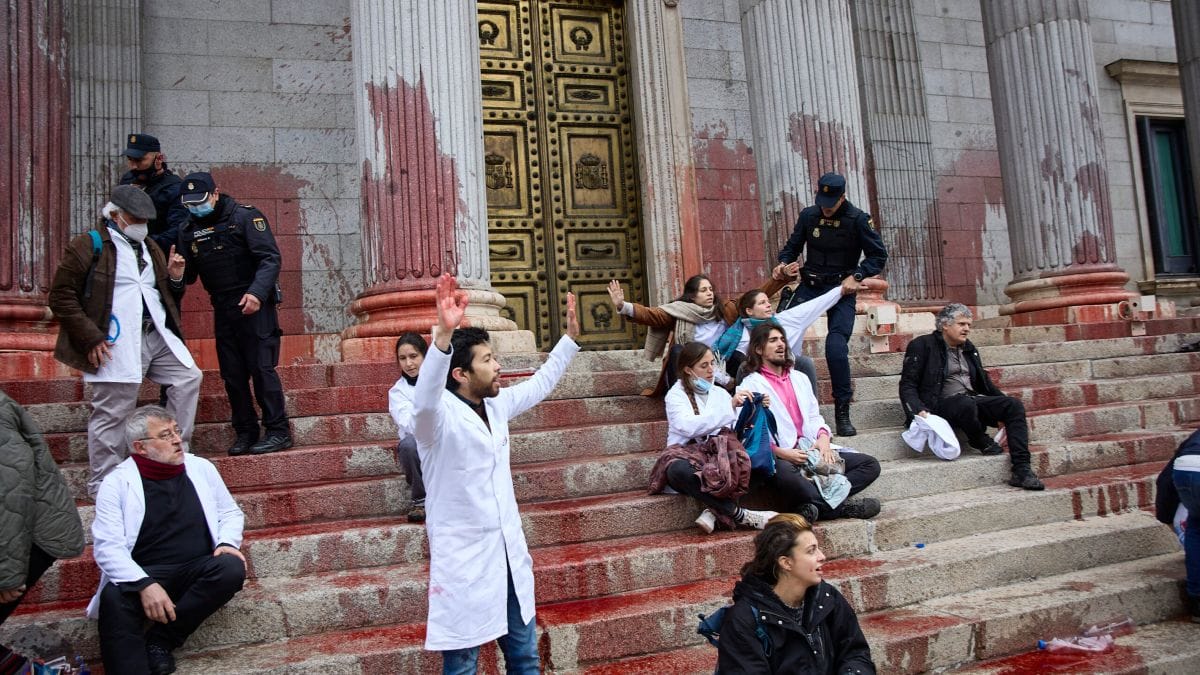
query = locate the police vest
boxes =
[799,206,867,274]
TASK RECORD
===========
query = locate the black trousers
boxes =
[0,544,55,627]
[214,301,288,437]
[397,434,426,503]
[933,393,1031,468]
[753,452,880,520]
[664,459,740,517]
[98,554,245,674]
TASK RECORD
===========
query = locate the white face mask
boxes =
[119,216,149,242]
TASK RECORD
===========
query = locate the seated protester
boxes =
[1,390,85,636]
[650,342,778,534]
[899,303,1045,491]
[387,332,428,523]
[89,405,246,675]
[606,269,792,393]
[740,324,881,523]
[717,285,848,391]
[717,513,875,674]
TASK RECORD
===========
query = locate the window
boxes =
[1136,116,1199,275]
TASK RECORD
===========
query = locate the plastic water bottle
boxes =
[1037,634,1115,653]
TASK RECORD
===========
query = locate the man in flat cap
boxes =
[118,133,189,253]
[178,172,291,456]
[49,185,202,497]
[774,172,888,438]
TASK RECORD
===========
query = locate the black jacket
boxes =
[1156,429,1200,524]
[899,331,1003,422]
[777,201,887,281]
[717,575,875,675]
[179,194,282,309]
[119,168,188,253]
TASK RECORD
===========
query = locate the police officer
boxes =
[177,172,292,455]
[774,172,888,437]
[118,134,189,252]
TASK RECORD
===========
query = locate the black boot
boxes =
[834,399,857,437]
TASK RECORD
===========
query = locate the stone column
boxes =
[626,0,703,304]
[1173,0,1200,229]
[69,0,142,237]
[740,0,871,261]
[0,0,71,352]
[342,0,530,359]
[982,0,1133,317]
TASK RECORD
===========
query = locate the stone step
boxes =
[868,553,1190,674]
[165,519,1185,673]
[944,618,1200,674]
[29,445,1173,609]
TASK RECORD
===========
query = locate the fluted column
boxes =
[740,0,871,261]
[626,0,702,304]
[1173,0,1200,228]
[0,0,70,351]
[342,0,528,359]
[982,0,1133,315]
[70,0,142,237]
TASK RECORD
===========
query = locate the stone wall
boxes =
[140,0,360,350]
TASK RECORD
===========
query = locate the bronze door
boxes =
[479,0,646,350]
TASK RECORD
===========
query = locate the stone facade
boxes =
[1,0,1190,360]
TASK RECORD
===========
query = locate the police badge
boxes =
[252,217,267,232]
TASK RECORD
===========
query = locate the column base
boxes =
[340,287,535,361]
[1000,269,1138,325]
[0,303,58,351]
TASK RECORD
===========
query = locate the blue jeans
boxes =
[1174,469,1200,597]
[441,567,539,675]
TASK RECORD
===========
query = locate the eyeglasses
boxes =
[140,427,182,442]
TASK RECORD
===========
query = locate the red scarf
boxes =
[131,453,185,480]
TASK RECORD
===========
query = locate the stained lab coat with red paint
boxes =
[412,336,579,650]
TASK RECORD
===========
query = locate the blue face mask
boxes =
[692,377,713,394]
[188,202,214,218]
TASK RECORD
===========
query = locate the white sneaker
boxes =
[695,509,717,534]
[737,509,778,530]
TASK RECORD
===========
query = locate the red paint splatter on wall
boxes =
[691,123,765,295]
[361,76,460,294]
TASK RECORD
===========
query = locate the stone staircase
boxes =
[4,317,1200,673]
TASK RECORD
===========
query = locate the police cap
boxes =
[814,172,846,209]
[181,172,216,205]
[122,133,161,159]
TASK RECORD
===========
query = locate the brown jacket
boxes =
[48,221,185,374]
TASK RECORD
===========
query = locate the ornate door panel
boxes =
[479,0,645,350]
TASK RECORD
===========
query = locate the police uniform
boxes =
[118,134,189,252]
[777,173,888,436]
[177,173,290,455]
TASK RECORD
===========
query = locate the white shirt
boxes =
[412,335,579,651]
[387,375,416,438]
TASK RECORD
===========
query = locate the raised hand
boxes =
[433,274,468,349]
[565,291,580,339]
[167,245,186,281]
[606,280,625,310]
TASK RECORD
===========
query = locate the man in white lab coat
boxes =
[413,274,579,674]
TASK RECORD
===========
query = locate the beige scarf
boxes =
[642,301,723,360]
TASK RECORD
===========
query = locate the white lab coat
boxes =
[412,335,579,651]
[86,453,244,619]
[732,285,844,356]
[387,376,416,437]
[664,381,737,446]
[84,228,195,384]
[740,370,830,449]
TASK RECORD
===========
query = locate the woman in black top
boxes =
[717,513,875,674]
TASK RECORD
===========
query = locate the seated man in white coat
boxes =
[413,274,580,674]
[89,406,246,675]
[740,324,882,524]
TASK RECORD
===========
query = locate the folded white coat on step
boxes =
[901,413,961,460]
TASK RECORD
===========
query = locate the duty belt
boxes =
[801,269,852,286]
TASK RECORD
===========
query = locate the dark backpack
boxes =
[735,392,778,475]
[697,603,772,673]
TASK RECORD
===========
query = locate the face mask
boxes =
[123,221,149,242]
[130,167,157,183]
[692,377,713,394]
[188,202,215,218]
